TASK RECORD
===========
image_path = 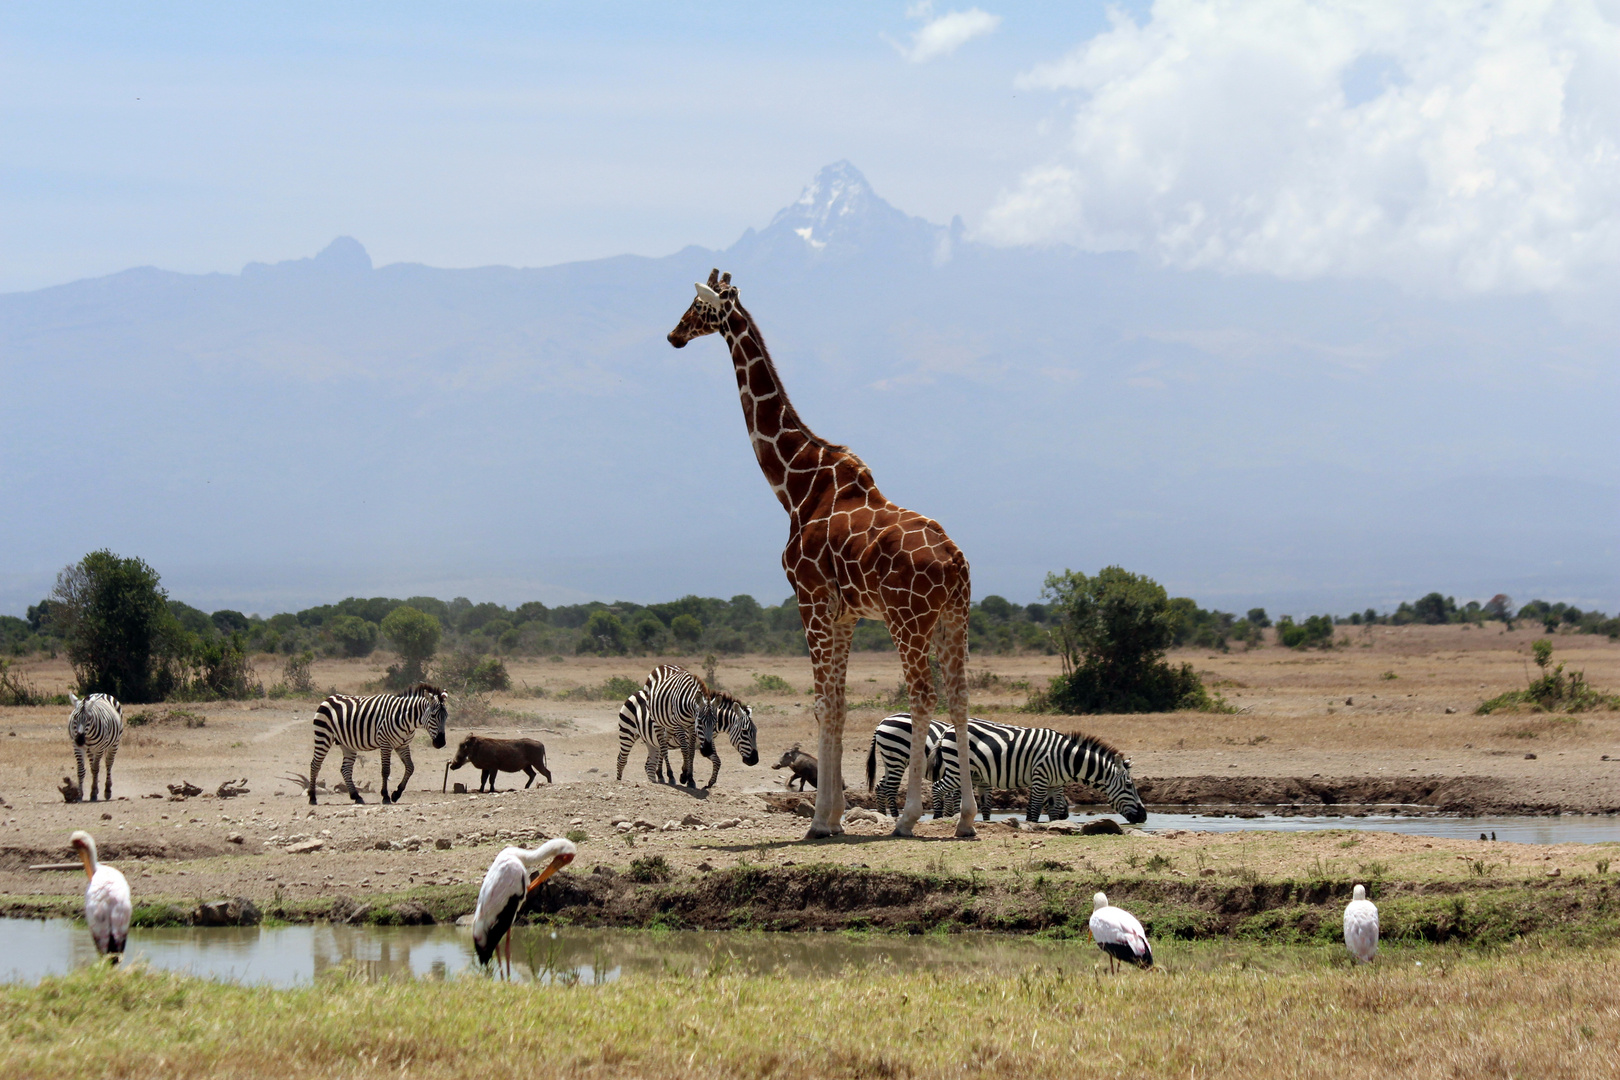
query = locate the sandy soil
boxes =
[2,625,1617,910]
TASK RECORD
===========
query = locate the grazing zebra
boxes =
[932,721,1147,824]
[67,693,123,803]
[693,690,760,788]
[616,665,712,786]
[308,683,448,804]
[865,712,1000,818]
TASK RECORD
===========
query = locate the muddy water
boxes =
[0,920,1086,988]
[987,812,1620,844]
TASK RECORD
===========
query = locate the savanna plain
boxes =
[4,624,1620,1078]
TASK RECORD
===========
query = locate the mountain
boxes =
[3,163,1616,616]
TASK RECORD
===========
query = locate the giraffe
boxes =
[667,269,978,838]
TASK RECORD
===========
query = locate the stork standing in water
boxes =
[1343,883,1379,964]
[471,838,576,978]
[70,830,131,962]
[1089,892,1153,972]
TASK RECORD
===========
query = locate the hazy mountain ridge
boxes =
[3,163,1615,615]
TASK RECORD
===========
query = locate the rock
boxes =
[1200,867,1217,876]
[792,801,815,818]
[696,861,714,872]
[194,897,261,927]
[452,783,468,794]
[1525,753,1537,760]
[374,839,391,850]
[633,818,658,831]
[1547,867,1561,877]
[435,837,452,850]
[713,818,742,829]
[455,914,475,927]
[842,808,888,826]
[100,812,112,821]
[287,839,325,854]
[681,813,706,827]
[1080,819,1124,836]
[1045,820,1079,834]
[662,820,681,832]
[227,833,244,844]
[388,901,434,925]
[591,865,617,878]
[1444,707,1457,714]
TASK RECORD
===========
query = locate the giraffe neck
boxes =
[718,303,832,513]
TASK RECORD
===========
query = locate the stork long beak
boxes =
[73,845,94,880]
[525,852,575,895]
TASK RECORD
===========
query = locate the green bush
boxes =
[437,652,511,693]
[380,606,440,686]
[1277,614,1335,649]
[626,855,673,883]
[1477,640,1620,715]
[750,673,794,695]
[51,550,184,704]
[577,610,627,655]
[328,615,379,658]
[1036,565,1214,713]
[174,633,262,701]
[670,613,703,646]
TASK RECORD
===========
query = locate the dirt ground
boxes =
[2,624,1617,912]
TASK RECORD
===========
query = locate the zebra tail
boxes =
[866,734,877,792]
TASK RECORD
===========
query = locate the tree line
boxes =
[2,548,1614,708]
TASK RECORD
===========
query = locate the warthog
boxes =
[449,735,552,793]
[772,744,817,791]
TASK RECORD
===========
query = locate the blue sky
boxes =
[1,3,1149,292]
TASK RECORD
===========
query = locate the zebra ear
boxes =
[69,692,80,707]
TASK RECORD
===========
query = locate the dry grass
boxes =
[3,944,1618,1078]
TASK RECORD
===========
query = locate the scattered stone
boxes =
[167,781,203,798]
[1444,707,1457,714]
[1045,820,1079,834]
[696,861,714,872]
[1080,819,1124,836]
[227,833,244,844]
[388,901,434,925]
[591,865,617,878]
[217,778,250,799]
[1200,868,1217,877]
[1345,697,1353,706]
[100,812,111,820]
[287,839,325,854]
[194,897,261,927]
[713,817,742,829]
[1547,867,1561,877]
[452,783,468,794]
[792,801,815,818]
[374,840,391,850]
[681,813,706,827]
[1525,753,1537,760]
[435,838,453,850]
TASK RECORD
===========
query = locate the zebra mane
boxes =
[1063,730,1126,763]
[709,689,743,709]
[403,682,444,697]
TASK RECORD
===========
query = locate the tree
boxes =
[1484,595,1514,622]
[671,613,703,646]
[634,613,666,651]
[1412,592,1455,625]
[51,550,182,703]
[1246,608,1271,629]
[1040,566,1209,713]
[329,614,380,658]
[380,605,441,683]
[578,609,627,655]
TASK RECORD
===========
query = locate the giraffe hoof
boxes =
[890,824,915,838]
[804,823,838,840]
[955,825,979,839]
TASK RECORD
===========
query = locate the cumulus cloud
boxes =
[981,0,1620,294]
[891,3,1002,63]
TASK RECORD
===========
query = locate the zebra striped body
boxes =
[68,693,123,802]
[616,665,713,786]
[693,690,760,788]
[865,713,1001,818]
[308,683,448,804]
[932,721,1147,824]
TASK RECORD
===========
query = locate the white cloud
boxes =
[981,0,1620,294]
[892,5,1002,64]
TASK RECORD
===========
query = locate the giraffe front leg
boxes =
[892,629,940,837]
[805,609,851,840]
[936,601,976,836]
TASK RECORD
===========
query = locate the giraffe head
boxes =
[666,268,738,348]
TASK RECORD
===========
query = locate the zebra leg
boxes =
[88,751,102,802]
[75,744,87,803]
[704,746,721,790]
[102,743,117,801]
[1050,790,1071,820]
[979,785,991,822]
[392,745,415,802]
[341,751,364,804]
[1027,774,1048,823]
[379,746,394,804]
[308,738,332,805]
[644,742,662,784]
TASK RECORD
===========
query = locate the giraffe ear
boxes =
[694,282,723,309]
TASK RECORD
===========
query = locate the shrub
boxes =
[380,606,440,685]
[1037,566,1215,713]
[174,633,263,700]
[0,659,48,706]
[577,610,627,655]
[328,615,379,658]
[1277,615,1335,649]
[51,550,184,704]
[436,652,511,693]
[626,855,673,883]
[1477,640,1620,715]
[750,673,794,695]
[670,613,703,646]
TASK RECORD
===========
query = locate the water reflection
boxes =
[0,920,1084,989]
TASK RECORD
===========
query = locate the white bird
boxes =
[70,830,131,962]
[1089,891,1153,972]
[1343,883,1379,964]
[471,838,576,978]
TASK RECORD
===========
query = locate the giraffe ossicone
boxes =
[666,268,978,840]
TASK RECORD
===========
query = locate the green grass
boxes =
[4,945,1619,1078]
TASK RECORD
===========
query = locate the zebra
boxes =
[616,665,713,786]
[864,712,996,818]
[692,689,759,788]
[68,693,123,802]
[308,683,448,805]
[931,721,1147,824]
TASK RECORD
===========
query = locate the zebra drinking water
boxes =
[932,721,1147,824]
[616,665,713,785]
[67,693,123,802]
[865,712,993,818]
[307,683,447,804]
